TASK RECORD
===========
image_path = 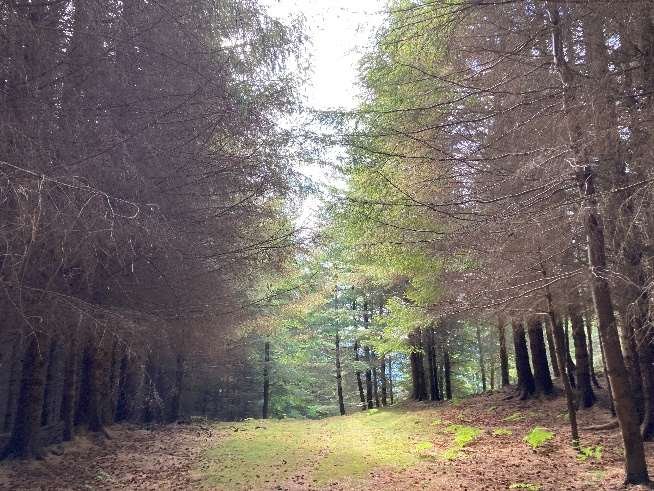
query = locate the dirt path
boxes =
[2,390,654,490]
[0,423,210,490]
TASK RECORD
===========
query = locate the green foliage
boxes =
[415,441,433,453]
[577,445,603,462]
[524,428,555,450]
[441,425,482,460]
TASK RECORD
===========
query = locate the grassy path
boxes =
[198,392,652,490]
[2,389,654,489]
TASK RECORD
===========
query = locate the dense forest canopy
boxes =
[2,0,654,487]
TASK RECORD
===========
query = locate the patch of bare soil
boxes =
[0,423,212,490]
[325,387,654,491]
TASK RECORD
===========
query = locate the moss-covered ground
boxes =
[198,387,641,490]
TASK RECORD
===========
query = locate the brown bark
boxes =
[3,332,49,459]
[262,340,270,419]
[511,320,535,400]
[372,365,381,408]
[443,349,452,401]
[544,320,561,378]
[409,328,428,401]
[380,356,388,406]
[61,332,79,442]
[335,332,345,416]
[425,327,439,401]
[354,341,366,411]
[527,318,553,396]
[476,325,487,392]
[584,313,602,388]
[387,355,394,405]
[549,4,649,478]
[569,304,595,408]
[497,316,510,387]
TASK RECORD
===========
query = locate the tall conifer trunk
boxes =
[548,5,649,481]
[512,320,535,400]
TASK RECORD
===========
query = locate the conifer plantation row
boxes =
[0,0,301,459]
[2,0,654,488]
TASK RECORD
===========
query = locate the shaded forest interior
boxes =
[3,0,654,488]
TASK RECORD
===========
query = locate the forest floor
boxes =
[2,387,654,490]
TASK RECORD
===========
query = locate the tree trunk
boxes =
[584,313,601,388]
[40,339,58,427]
[335,332,345,416]
[569,305,595,408]
[443,349,452,400]
[497,316,510,387]
[364,301,374,409]
[527,318,553,396]
[597,329,616,417]
[170,352,185,422]
[3,332,22,433]
[476,325,487,392]
[546,304,580,447]
[548,7,649,481]
[365,347,374,409]
[3,332,49,459]
[354,341,366,410]
[387,355,394,405]
[564,318,577,389]
[380,356,387,406]
[425,327,439,401]
[61,332,78,442]
[489,356,495,391]
[87,338,111,434]
[512,320,535,400]
[262,340,270,419]
[544,319,561,378]
[372,365,380,408]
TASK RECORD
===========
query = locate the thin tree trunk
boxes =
[387,355,394,405]
[61,331,78,442]
[335,332,345,416]
[364,300,374,409]
[443,349,452,400]
[262,340,270,419]
[564,318,576,389]
[569,304,595,408]
[170,352,185,422]
[426,327,438,401]
[354,341,365,410]
[544,320,561,378]
[498,316,510,387]
[598,328,616,417]
[489,356,495,391]
[372,365,380,408]
[380,356,387,406]
[365,347,374,409]
[476,325,487,392]
[3,333,21,433]
[584,313,602,388]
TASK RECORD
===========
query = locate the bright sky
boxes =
[264,0,385,111]
[262,0,386,232]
